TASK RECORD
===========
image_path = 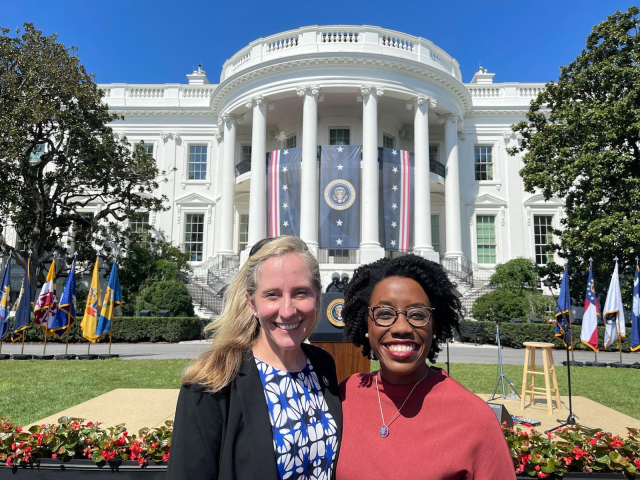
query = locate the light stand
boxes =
[543,279,591,432]
[489,321,520,400]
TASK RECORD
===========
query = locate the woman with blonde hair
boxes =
[167,236,342,480]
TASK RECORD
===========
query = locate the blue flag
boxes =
[12,259,33,342]
[267,148,302,237]
[319,145,361,249]
[631,264,640,352]
[49,259,77,337]
[95,262,122,337]
[379,148,414,252]
[554,265,572,348]
[0,258,11,341]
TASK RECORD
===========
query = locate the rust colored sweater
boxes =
[336,368,516,480]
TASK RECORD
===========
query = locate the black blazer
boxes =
[166,343,342,480]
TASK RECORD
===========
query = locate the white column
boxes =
[443,114,464,260]
[298,86,321,257]
[217,113,239,255]
[244,97,271,261]
[358,85,385,264]
[213,133,223,255]
[410,96,440,263]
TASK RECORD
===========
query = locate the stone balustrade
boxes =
[98,84,217,109]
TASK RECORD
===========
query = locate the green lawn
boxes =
[1,360,638,427]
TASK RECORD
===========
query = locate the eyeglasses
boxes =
[368,306,435,328]
[249,237,277,257]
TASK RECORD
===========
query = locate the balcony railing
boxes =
[318,249,360,264]
[235,159,251,177]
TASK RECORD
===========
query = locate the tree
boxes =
[136,281,195,317]
[0,24,167,282]
[509,7,640,301]
[490,258,539,293]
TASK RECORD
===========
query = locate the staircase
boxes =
[440,255,494,319]
[182,254,240,319]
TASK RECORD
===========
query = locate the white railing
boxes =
[101,88,111,98]
[322,30,360,43]
[468,87,503,98]
[98,84,217,108]
[381,34,415,52]
[519,86,545,97]
[181,87,216,99]
[128,87,164,98]
[266,34,300,52]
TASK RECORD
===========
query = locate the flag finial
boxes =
[74,251,78,258]
[27,249,32,257]
[614,256,619,262]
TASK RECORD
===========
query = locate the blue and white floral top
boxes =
[255,356,339,480]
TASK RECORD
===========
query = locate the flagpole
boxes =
[42,252,57,357]
[107,255,117,356]
[0,250,10,357]
[63,253,78,356]
[589,258,599,364]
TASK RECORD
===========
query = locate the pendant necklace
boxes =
[375,369,429,438]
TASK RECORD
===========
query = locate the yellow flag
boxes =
[81,258,102,343]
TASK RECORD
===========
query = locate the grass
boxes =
[1,360,638,427]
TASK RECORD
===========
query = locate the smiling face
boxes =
[249,253,319,359]
[368,276,433,385]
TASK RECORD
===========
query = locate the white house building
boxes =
[96,26,563,313]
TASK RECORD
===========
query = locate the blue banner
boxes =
[631,264,639,352]
[555,265,572,348]
[319,145,361,249]
[267,148,302,237]
[50,259,77,337]
[0,258,11,341]
[12,259,33,342]
[379,148,414,252]
[96,262,122,337]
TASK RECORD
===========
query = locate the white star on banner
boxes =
[392,167,398,173]
[336,219,343,226]
[337,164,344,170]
[282,166,288,172]
[283,203,288,209]
[336,238,343,245]
[392,150,398,156]
[283,149,289,155]
[283,221,289,227]
[282,184,288,191]
[391,222,397,228]
[392,203,398,210]
[390,240,396,247]
[337,146,344,153]
[392,185,398,191]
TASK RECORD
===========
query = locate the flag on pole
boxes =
[0,258,11,341]
[603,261,625,349]
[33,259,58,336]
[267,148,302,237]
[554,265,572,348]
[379,148,414,252]
[630,263,639,352]
[11,258,33,342]
[49,259,77,337]
[580,264,599,352]
[95,262,122,337]
[81,258,102,343]
[319,145,361,249]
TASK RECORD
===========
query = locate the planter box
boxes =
[0,459,167,478]
[518,473,633,479]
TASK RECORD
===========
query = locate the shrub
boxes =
[136,281,194,317]
[471,289,529,323]
[490,258,539,292]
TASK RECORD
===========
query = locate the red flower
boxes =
[535,465,541,471]
[634,459,640,468]
[589,439,597,445]
[524,423,532,428]
[537,473,548,479]
[52,454,57,459]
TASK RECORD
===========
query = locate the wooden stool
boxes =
[520,342,562,414]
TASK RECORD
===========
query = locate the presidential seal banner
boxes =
[319,145,361,249]
[379,147,414,252]
[267,148,302,237]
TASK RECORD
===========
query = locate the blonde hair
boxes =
[182,236,322,392]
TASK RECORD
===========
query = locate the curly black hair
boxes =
[342,254,462,363]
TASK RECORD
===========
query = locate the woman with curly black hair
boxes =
[336,255,515,479]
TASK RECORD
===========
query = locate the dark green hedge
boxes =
[5,317,201,343]
[458,320,636,352]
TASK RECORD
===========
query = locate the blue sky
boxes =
[2,0,636,84]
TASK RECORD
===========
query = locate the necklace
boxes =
[375,369,429,438]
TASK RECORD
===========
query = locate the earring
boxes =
[370,350,377,361]
[433,334,437,339]
[365,333,369,338]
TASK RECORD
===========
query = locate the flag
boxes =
[603,261,625,349]
[630,264,639,352]
[33,259,58,336]
[554,265,572,348]
[95,262,122,337]
[379,148,414,252]
[49,259,77,337]
[12,258,33,342]
[0,258,11,341]
[580,264,599,352]
[319,145,361,249]
[267,148,302,237]
[81,258,102,343]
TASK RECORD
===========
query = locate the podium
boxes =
[310,293,370,383]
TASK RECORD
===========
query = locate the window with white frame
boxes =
[383,134,395,149]
[286,135,297,149]
[431,215,440,253]
[238,214,249,252]
[474,145,494,181]
[139,143,154,157]
[534,215,554,265]
[476,215,496,264]
[188,145,207,180]
[184,213,204,261]
[329,128,350,146]
[429,145,439,162]
[241,145,251,164]
[130,213,150,241]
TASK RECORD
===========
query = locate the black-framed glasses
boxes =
[368,306,435,328]
[249,237,277,257]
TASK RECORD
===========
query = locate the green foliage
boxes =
[136,281,195,317]
[471,289,529,323]
[0,24,168,282]
[490,258,539,292]
[508,6,640,304]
